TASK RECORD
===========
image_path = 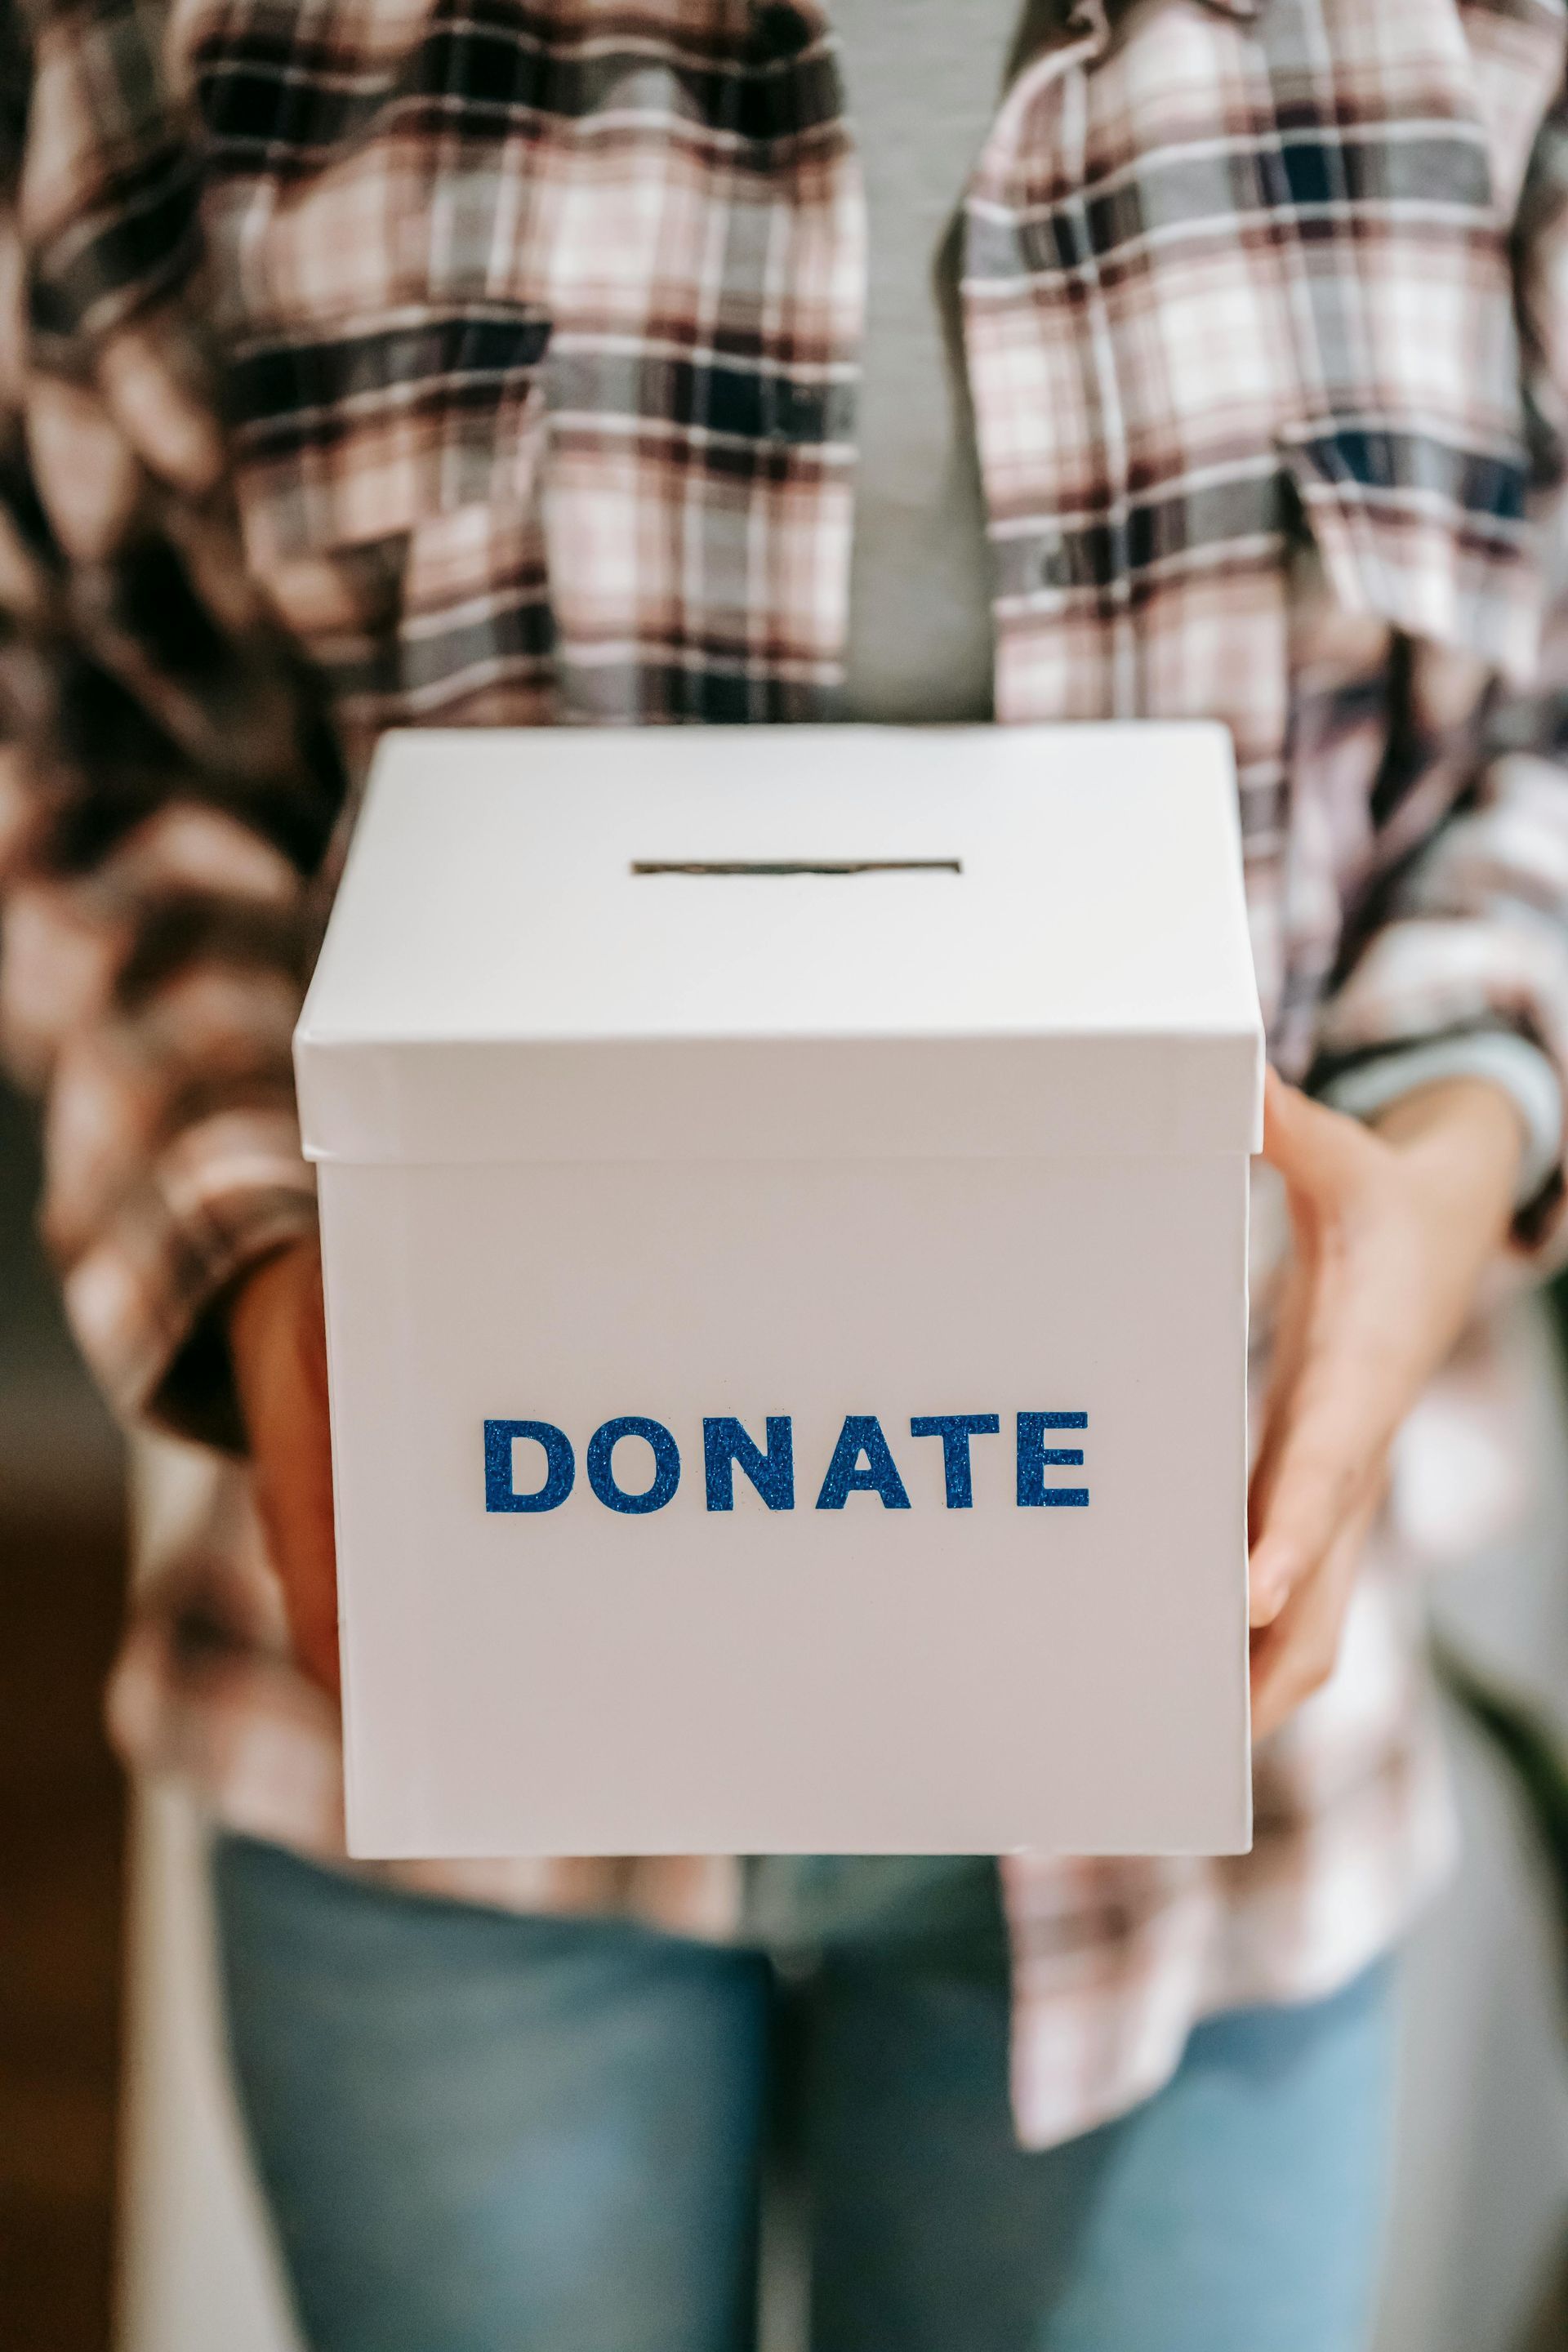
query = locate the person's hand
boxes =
[1249,1066,1526,1739]
[228,1235,340,1694]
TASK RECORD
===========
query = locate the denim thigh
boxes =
[214,1835,1397,2352]
[212,1836,773,2352]
[804,1940,1397,2352]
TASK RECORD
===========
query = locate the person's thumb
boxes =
[1259,1065,1365,1200]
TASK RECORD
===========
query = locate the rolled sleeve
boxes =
[1317,1028,1564,1216]
[60,1104,318,1450]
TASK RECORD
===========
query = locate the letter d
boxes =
[485,1419,576,1512]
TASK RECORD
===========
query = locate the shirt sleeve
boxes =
[0,11,345,1449]
[1316,1033,1563,1209]
[1307,85,1568,1259]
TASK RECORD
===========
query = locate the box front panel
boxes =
[319,1155,1250,1857]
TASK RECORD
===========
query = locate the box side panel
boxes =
[323,1152,1252,1859]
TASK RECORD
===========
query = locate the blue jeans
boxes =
[212,1837,1396,2352]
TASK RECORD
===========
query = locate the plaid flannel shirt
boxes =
[4,0,1568,2146]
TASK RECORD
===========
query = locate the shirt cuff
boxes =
[1316,1033,1563,1211]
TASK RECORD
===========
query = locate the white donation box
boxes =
[296,724,1263,1860]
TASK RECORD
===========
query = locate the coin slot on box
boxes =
[630,858,963,876]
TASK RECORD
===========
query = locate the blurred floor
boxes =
[0,1076,127,2352]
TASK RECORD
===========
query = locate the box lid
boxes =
[296,724,1264,1165]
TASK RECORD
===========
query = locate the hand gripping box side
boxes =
[294,722,1265,1860]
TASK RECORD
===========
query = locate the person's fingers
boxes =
[234,1236,342,1694]
[1249,1070,1409,1625]
[252,1410,341,1692]
[1246,1227,1316,1547]
[278,1486,340,1693]
[1246,1068,1520,1733]
[1246,1218,1410,1627]
[1258,1063,1374,1194]
[1249,1070,1361,1568]
[293,1594,341,1696]
[278,1552,341,1694]
[1250,1478,1383,1740]
[1248,1376,1388,1625]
